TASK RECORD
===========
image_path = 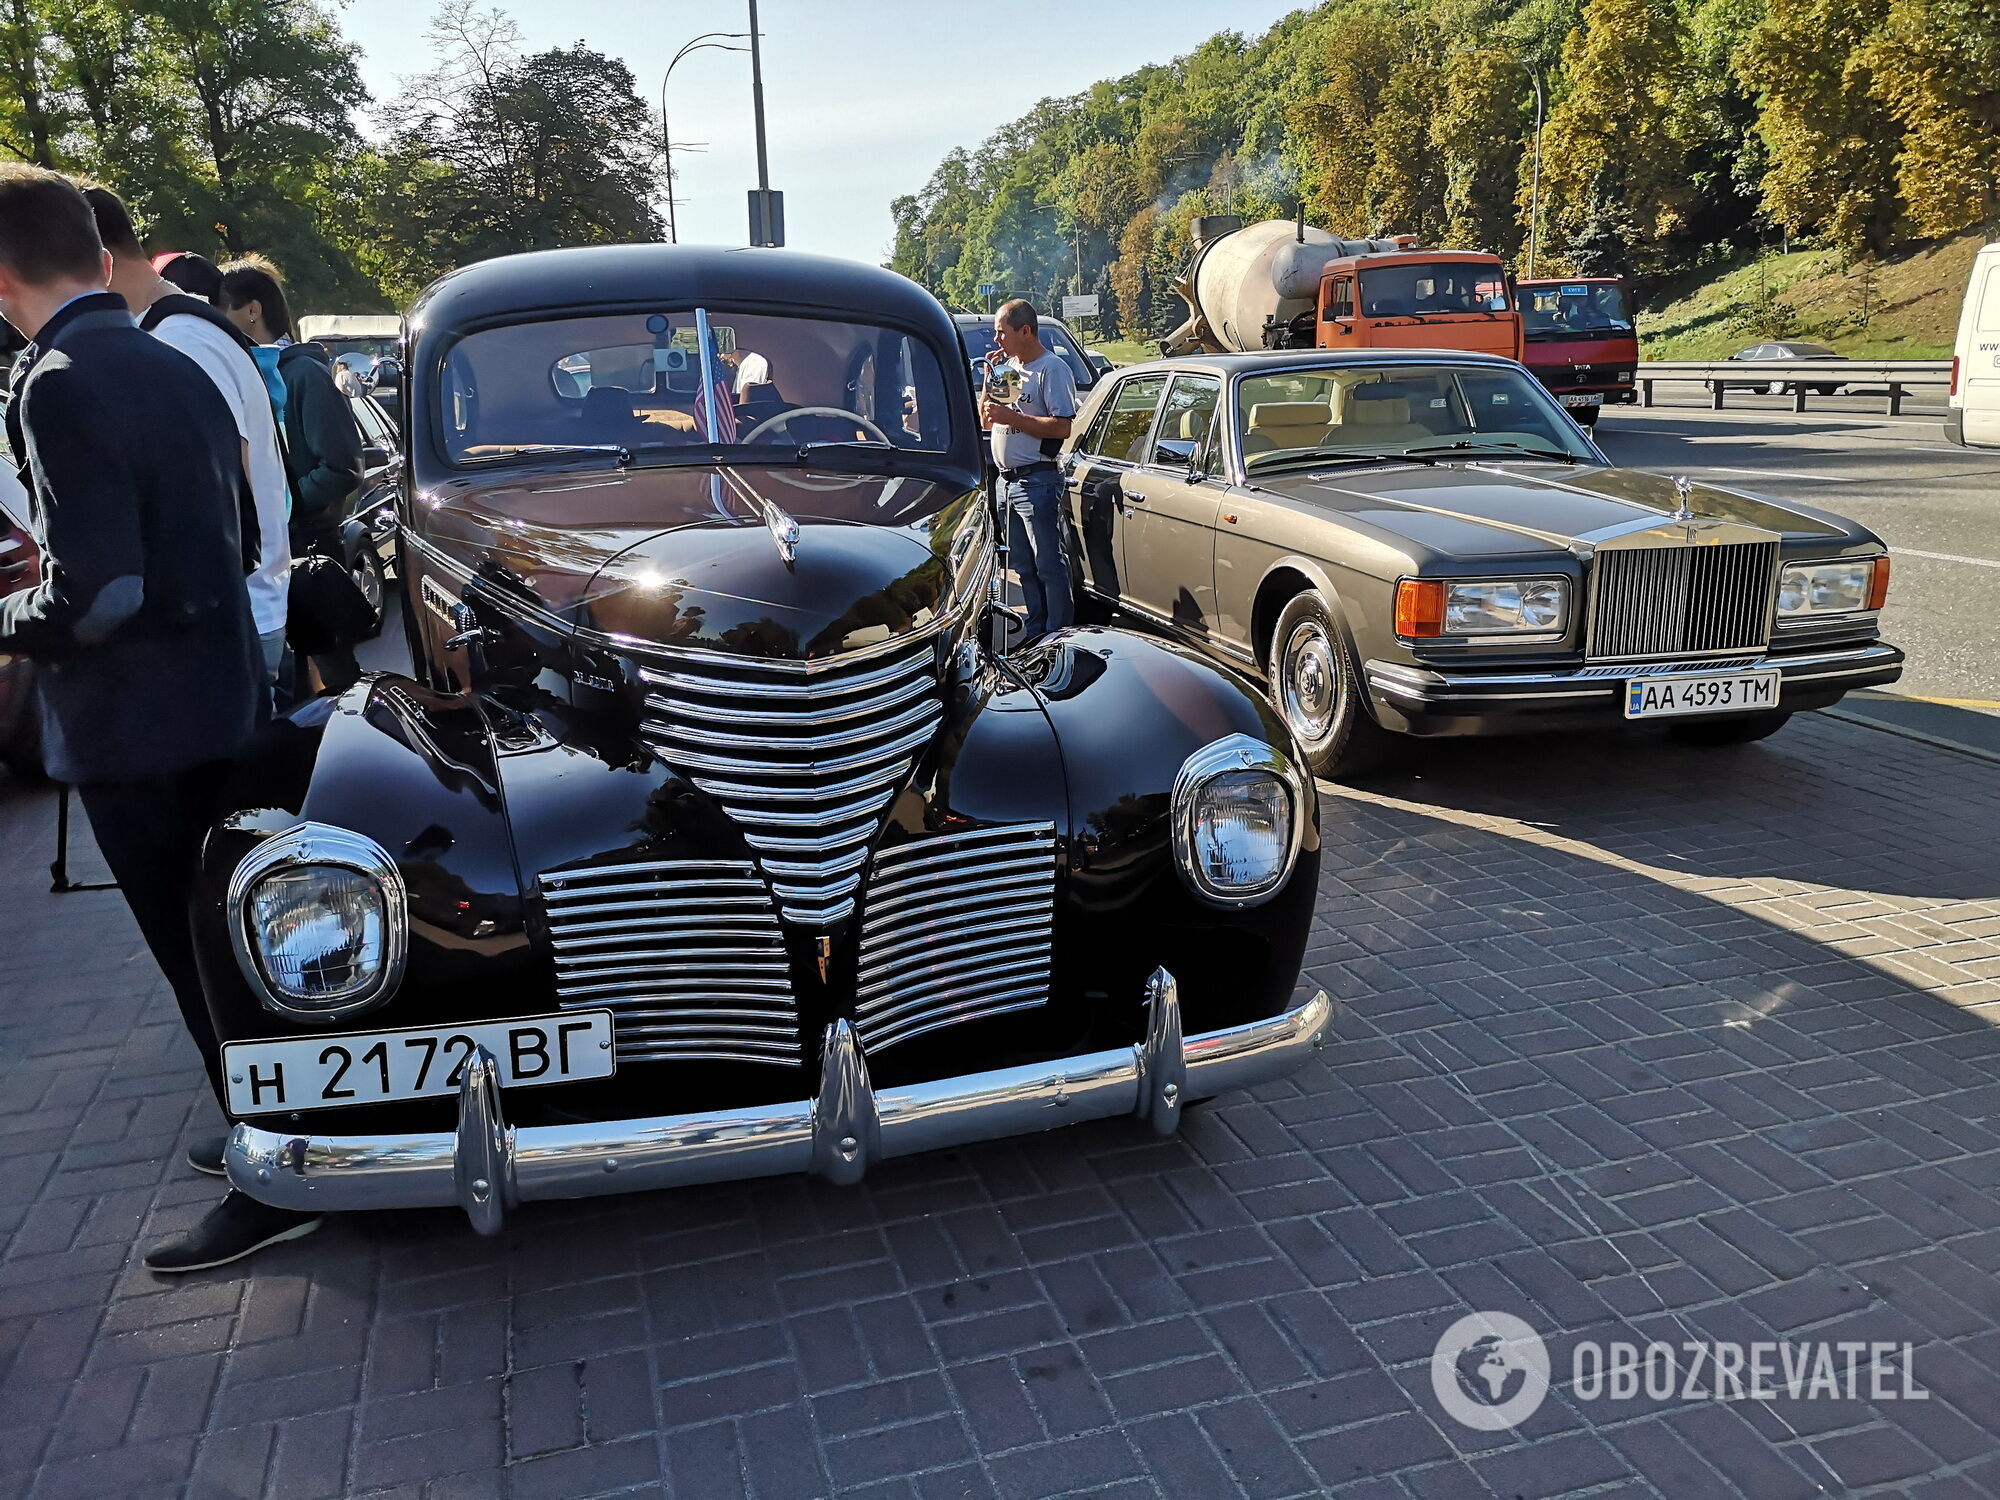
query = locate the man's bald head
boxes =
[995,298,1038,335]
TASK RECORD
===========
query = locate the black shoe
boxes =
[186,1135,227,1177]
[144,1191,322,1274]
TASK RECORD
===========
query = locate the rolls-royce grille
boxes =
[639,638,945,926]
[1587,541,1778,660]
[855,824,1057,1053]
[541,859,801,1066]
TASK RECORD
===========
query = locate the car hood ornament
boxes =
[716,465,800,564]
[1670,474,1697,522]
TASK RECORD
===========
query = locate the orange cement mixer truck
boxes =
[1162,216,1522,362]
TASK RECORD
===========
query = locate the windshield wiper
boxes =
[1249,449,1440,476]
[461,443,631,467]
[1405,440,1586,464]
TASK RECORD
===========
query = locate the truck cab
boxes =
[1314,251,1522,362]
[1514,277,1638,426]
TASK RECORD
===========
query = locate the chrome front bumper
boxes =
[1366,640,1904,713]
[226,970,1334,1234]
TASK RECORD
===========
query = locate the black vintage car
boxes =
[197,245,1328,1233]
[1063,350,1904,776]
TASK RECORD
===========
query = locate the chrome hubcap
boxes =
[1281,621,1338,741]
[355,556,383,614]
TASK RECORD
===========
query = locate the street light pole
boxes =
[744,0,784,245]
[661,32,749,244]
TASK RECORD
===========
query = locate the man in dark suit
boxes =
[0,165,321,1271]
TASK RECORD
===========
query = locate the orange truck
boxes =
[1513,276,1639,427]
[1162,216,1522,362]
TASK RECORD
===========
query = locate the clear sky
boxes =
[338,0,1309,266]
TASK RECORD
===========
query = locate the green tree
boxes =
[1537,0,1697,272]
[1738,0,1903,252]
[1859,0,2000,235]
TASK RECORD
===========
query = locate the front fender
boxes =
[1009,625,1320,1035]
[192,677,536,1085]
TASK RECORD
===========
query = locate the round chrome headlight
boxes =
[228,824,407,1019]
[1172,734,1310,906]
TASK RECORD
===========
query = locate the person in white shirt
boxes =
[83,188,291,694]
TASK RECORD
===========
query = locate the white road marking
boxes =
[1895,546,2000,571]
[1695,465,1856,483]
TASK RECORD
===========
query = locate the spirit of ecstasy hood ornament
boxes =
[1670,474,1697,523]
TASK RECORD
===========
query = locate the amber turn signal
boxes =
[1867,555,1891,611]
[1394,578,1447,638]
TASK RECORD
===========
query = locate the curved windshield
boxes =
[438,309,955,466]
[1237,365,1596,472]
[957,320,1094,387]
[1517,282,1634,337]
[1358,263,1510,317]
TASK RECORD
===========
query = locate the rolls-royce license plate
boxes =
[222,1011,614,1115]
[1624,669,1780,720]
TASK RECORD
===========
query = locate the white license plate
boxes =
[1561,393,1605,407]
[1624,669,1780,720]
[223,1011,615,1115]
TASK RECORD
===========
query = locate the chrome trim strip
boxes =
[653,723,932,777]
[225,975,1335,1229]
[645,673,935,726]
[643,697,941,754]
[692,763,911,805]
[863,994,1049,1053]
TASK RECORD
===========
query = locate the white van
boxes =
[1949,242,2000,447]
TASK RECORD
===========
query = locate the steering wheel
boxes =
[741,406,893,447]
[740,406,895,491]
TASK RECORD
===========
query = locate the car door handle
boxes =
[1119,486,1147,503]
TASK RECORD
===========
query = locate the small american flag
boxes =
[692,310,738,443]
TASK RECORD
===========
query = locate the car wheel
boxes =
[351,545,386,640]
[1668,711,1792,747]
[1267,591,1392,780]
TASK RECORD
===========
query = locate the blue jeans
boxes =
[1005,468,1072,641]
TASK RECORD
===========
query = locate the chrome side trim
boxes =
[225,974,1337,1230]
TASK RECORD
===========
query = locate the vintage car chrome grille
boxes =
[854,824,1057,1053]
[1586,541,1779,660]
[638,638,944,926]
[540,859,801,1066]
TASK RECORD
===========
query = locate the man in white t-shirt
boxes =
[85,189,291,690]
[980,299,1078,641]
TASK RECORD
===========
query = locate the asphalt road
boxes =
[1592,396,2000,753]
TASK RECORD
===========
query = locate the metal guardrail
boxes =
[1637,359,1952,416]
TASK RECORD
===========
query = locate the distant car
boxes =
[0,462,42,782]
[339,390,401,635]
[1712,342,1849,396]
[1085,350,1115,377]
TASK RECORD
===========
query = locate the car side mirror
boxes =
[1154,438,1199,469]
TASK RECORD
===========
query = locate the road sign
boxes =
[976,283,997,296]
[748,190,785,248]
[1061,294,1100,319]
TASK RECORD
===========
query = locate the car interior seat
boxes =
[1241,400,1335,457]
[581,387,650,447]
[1339,383,1430,447]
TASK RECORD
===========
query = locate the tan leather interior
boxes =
[1243,400,1335,455]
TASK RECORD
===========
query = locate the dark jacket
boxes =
[0,293,263,784]
[277,339,362,546]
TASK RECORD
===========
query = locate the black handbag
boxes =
[286,550,375,655]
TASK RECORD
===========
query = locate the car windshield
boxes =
[958,322,1093,386]
[1517,282,1634,337]
[438,308,955,466]
[1358,263,1511,318]
[1238,364,1596,472]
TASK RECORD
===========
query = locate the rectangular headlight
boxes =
[1778,560,1877,618]
[1441,578,1568,635]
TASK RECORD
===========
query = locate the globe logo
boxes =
[1431,1312,1551,1431]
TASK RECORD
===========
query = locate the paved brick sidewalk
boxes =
[3,714,1999,1500]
